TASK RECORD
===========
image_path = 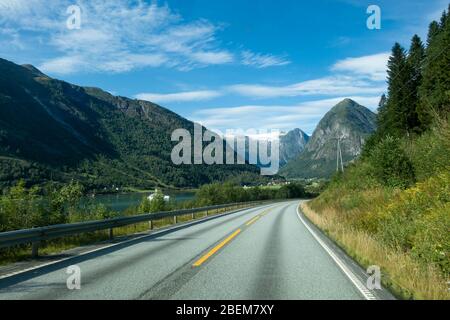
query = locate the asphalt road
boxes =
[0,201,394,300]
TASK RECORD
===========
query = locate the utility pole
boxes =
[336,136,344,173]
[336,138,340,173]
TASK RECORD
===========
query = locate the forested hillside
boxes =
[304,6,450,299]
[0,59,266,191]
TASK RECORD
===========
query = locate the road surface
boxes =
[0,201,394,300]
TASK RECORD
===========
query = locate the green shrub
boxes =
[138,189,167,213]
[368,136,416,188]
[0,180,43,231]
[0,180,117,232]
[412,202,450,276]
[275,183,307,199]
[408,117,450,181]
[376,172,450,275]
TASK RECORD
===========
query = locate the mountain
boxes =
[280,99,377,178]
[0,58,266,190]
[279,129,310,167]
[235,129,309,169]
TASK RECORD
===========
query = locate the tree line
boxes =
[375,5,449,139]
[363,6,450,188]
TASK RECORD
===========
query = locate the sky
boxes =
[0,0,448,135]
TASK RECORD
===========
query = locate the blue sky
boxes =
[0,0,448,134]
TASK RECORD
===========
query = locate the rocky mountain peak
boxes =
[279,128,310,166]
[280,99,377,178]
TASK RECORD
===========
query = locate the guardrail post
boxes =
[149,220,153,230]
[31,242,39,258]
[205,210,208,217]
[192,213,195,220]
[109,228,114,240]
[174,216,178,224]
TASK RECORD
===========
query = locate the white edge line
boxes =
[0,203,275,281]
[296,202,377,300]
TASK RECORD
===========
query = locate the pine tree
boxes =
[376,94,388,134]
[427,21,440,46]
[378,93,387,111]
[382,43,410,137]
[406,35,425,132]
[419,8,450,130]
[440,7,448,28]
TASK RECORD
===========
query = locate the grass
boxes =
[0,204,249,266]
[301,201,449,300]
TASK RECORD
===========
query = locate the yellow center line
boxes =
[245,216,260,226]
[260,208,273,217]
[245,207,273,225]
[192,206,276,267]
[192,229,242,267]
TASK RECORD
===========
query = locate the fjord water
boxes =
[83,191,195,212]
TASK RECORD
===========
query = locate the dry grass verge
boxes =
[301,202,449,300]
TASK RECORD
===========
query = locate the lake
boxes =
[84,191,196,212]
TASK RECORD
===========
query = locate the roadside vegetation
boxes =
[304,8,450,300]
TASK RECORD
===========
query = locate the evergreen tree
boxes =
[440,7,448,28]
[419,8,450,130]
[376,93,388,134]
[406,35,425,132]
[426,21,440,46]
[381,43,410,137]
[379,93,387,109]
[361,94,387,157]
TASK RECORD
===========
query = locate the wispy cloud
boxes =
[192,96,381,134]
[1,0,296,74]
[39,55,85,74]
[0,0,61,30]
[329,36,352,48]
[135,51,388,107]
[134,73,385,105]
[135,90,222,103]
[189,51,233,65]
[241,50,291,68]
[331,52,390,81]
[219,52,388,100]
[227,75,385,99]
[0,0,234,74]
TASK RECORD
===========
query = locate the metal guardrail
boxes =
[0,200,273,257]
